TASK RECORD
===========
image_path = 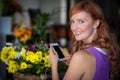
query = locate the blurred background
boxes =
[0,0,120,80]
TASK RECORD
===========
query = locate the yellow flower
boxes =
[26,51,34,56]
[13,27,21,37]
[21,50,26,58]
[8,49,17,59]
[44,62,51,68]
[31,54,39,63]
[7,60,19,73]
[36,51,42,61]
[26,54,33,61]
[0,42,51,75]
[25,51,34,61]
[43,53,49,62]
[0,47,17,62]
[20,62,27,70]
[43,53,51,67]
[27,54,39,64]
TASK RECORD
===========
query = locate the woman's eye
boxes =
[69,20,74,24]
[78,20,84,24]
[69,19,84,24]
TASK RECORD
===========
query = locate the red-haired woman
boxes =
[49,1,120,80]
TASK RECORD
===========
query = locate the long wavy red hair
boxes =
[69,1,120,80]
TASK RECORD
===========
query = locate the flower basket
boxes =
[13,72,51,80]
[0,41,51,80]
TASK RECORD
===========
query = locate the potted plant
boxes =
[0,41,51,80]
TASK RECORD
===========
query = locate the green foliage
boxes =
[28,10,51,44]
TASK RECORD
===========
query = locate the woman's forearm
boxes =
[51,66,59,80]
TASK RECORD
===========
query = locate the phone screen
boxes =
[52,45,64,58]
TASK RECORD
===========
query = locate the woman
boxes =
[49,1,120,80]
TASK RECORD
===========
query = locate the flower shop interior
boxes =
[0,0,120,80]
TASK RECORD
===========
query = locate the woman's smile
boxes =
[70,11,96,42]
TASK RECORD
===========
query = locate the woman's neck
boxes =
[79,41,97,50]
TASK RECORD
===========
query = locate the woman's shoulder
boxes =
[72,49,95,61]
[70,49,95,67]
[66,49,96,79]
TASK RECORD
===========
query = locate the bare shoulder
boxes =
[63,50,95,80]
[71,50,95,63]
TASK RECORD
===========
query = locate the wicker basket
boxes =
[13,72,51,80]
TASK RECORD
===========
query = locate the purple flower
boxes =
[28,45,36,51]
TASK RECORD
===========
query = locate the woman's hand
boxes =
[60,47,71,65]
[49,46,60,80]
[49,46,59,67]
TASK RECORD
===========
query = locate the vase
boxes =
[13,72,51,80]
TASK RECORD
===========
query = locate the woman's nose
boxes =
[71,23,79,30]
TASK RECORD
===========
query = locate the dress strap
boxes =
[94,47,107,55]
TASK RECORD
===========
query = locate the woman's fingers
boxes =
[60,47,69,57]
[50,46,54,54]
[61,56,70,61]
[49,46,58,61]
[61,55,71,65]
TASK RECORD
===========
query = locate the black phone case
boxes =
[53,45,64,58]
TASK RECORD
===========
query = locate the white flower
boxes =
[14,48,26,59]
[6,42,13,46]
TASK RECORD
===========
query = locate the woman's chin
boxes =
[75,37,81,41]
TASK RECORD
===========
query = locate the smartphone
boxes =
[51,43,64,61]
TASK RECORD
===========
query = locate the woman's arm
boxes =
[51,64,59,80]
[49,47,95,80]
[63,50,95,80]
[49,46,59,80]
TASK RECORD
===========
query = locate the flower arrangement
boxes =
[0,41,51,76]
[13,27,32,42]
[13,18,32,42]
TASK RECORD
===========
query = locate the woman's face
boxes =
[70,11,98,43]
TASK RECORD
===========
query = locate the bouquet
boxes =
[0,41,51,76]
[13,17,32,43]
[13,27,32,42]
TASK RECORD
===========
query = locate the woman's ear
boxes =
[93,19,100,29]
